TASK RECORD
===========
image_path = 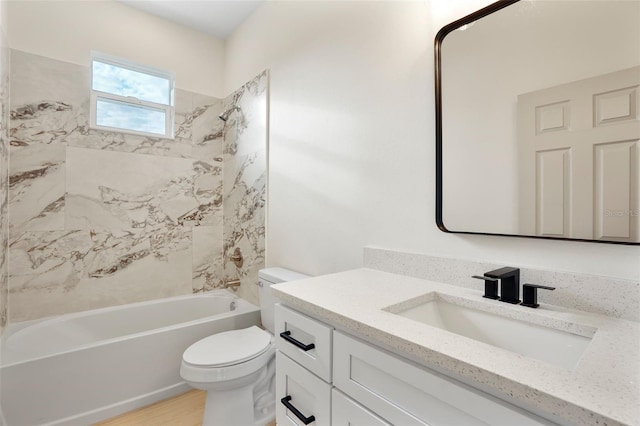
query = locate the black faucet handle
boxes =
[472,275,499,300]
[521,284,556,308]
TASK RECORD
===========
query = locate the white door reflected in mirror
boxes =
[438,0,640,243]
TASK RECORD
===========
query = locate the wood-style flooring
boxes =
[95,390,277,426]
[95,390,206,426]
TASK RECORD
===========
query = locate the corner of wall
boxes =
[0,0,10,335]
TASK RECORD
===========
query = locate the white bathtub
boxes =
[0,291,261,426]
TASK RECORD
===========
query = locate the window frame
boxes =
[89,51,176,139]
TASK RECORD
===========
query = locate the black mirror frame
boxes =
[434,0,639,246]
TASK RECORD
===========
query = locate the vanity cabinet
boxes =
[275,304,332,382]
[275,304,333,425]
[276,351,331,426]
[274,304,553,426]
[333,331,552,425]
[331,388,390,425]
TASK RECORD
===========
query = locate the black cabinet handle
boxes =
[279,330,315,351]
[281,395,316,425]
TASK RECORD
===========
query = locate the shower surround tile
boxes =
[221,71,268,305]
[9,228,192,321]
[8,142,65,233]
[9,50,224,161]
[193,226,224,292]
[65,147,222,230]
[7,50,267,322]
[6,50,232,323]
[0,29,9,333]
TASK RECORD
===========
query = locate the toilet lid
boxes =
[183,326,271,367]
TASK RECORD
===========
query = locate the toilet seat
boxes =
[183,326,271,367]
[180,326,275,384]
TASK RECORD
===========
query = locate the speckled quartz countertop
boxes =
[271,268,640,426]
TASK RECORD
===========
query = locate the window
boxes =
[90,52,175,138]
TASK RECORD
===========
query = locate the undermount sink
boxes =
[384,293,595,370]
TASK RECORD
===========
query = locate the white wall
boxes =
[0,0,7,37]
[225,0,640,281]
[7,0,225,97]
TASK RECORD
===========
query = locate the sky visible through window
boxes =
[96,99,166,135]
[92,59,171,136]
[92,61,170,104]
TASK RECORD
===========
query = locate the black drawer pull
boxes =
[280,330,315,351]
[281,395,316,425]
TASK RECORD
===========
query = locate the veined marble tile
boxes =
[223,165,266,258]
[218,71,268,304]
[65,147,222,230]
[9,143,65,232]
[173,89,193,143]
[65,98,192,159]
[8,227,192,322]
[235,264,262,307]
[223,150,267,255]
[6,53,265,322]
[224,150,266,195]
[193,225,224,292]
[223,70,268,158]
[11,50,223,160]
[223,218,265,306]
[67,92,221,159]
[191,95,224,161]
[192,158,224,227]
[10,100,79,146]
[0,30,10,332]
[10,50,88,107]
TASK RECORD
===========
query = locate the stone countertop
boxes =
[271,268,640,426]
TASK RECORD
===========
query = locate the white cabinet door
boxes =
[275,304,333,382]
[276,351,331,426]
[518,66,640,241]
[333,331,555,426]
[331,388,390,426]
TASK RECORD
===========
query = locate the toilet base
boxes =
[188,351,276,426]
[202,386,249,426]
[200,384,275,426]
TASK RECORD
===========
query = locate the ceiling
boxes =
[118,0,264,39]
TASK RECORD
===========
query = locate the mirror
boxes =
[435,0,640,244]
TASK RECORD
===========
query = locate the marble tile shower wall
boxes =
[220,71,267,306]
[6,50,266,323]
[0,30,9,333]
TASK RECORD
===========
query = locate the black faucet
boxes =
[485,267,521,304]
[473,267,556,308]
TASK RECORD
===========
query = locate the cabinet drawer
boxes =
[276,351,331,426]
[333,331,553,426]
[274,304,332,382]
[331,388,390,426]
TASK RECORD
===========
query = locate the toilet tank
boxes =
[258,268,309,333]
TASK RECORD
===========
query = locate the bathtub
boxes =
[0,290,261,426]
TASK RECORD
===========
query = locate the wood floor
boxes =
[95,390,206,426]
[95,390,277,426]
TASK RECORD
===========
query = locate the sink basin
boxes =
[384,293,594,370]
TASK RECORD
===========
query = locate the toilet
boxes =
[180,268,309,426]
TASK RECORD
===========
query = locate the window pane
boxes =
[96,98,166,136]
[92,60,171,105]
